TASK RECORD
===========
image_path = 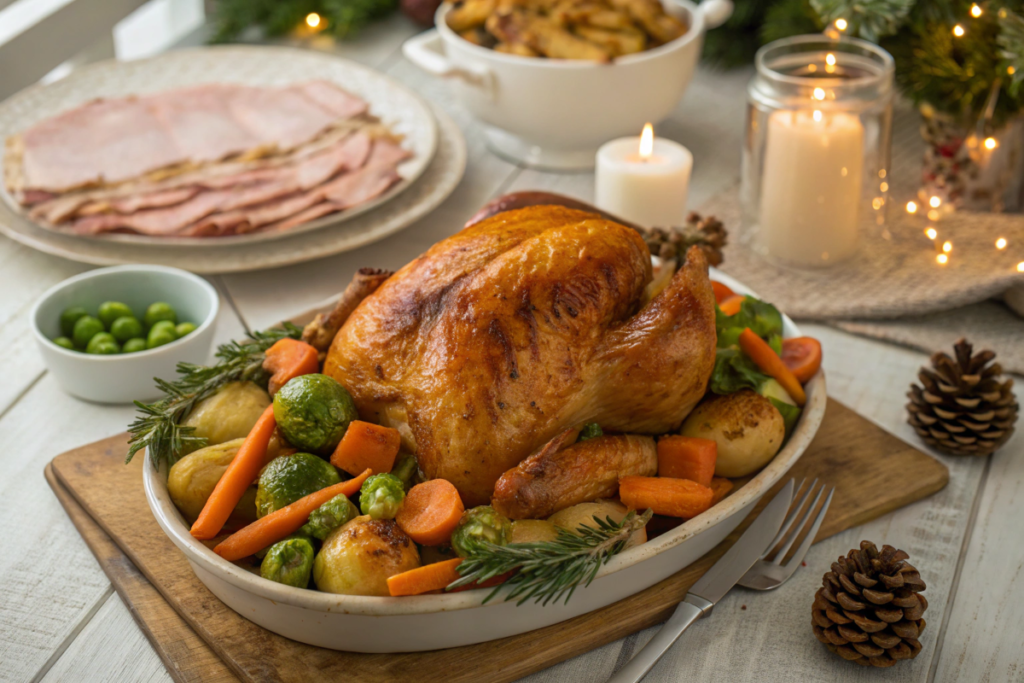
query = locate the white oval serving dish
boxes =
[143,267,825,652]
[402,0,733,169]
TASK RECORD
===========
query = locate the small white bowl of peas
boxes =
[32,265,220,404]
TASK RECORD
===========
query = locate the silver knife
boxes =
[608,479,795,683]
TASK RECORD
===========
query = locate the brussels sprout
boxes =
[359,473,405,520]
[72,315,105,349]
[86,332,120,354]
[110,316,143,342]
[98,301,135,328]
[182,381,271,450]
[144,302,177,328]
[60,306,89,337]
[272,374,358,455]
[122,338,148,354]
[578,423,603,441]
[301,493,359,540]
[313,516,420,596]
[451,506,511,558]
[147,320,177,349]
[260,536,315,588]
[390,452,419,491]
[53,336,75,350]
[175,321,198,337]
[256,452,341,517]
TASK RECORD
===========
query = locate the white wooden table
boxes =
[0,16,1020,683]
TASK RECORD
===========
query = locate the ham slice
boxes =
[15,81,368,194]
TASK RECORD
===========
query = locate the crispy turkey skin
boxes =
[324,205,717,505]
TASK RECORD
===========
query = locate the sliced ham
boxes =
[14,81,368,194]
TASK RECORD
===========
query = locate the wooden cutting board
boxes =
[47,398,947,683]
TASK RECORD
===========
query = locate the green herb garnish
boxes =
[448,510,654,606]
[125,323,302,467]
[710,297,783,395]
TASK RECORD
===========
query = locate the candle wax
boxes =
[595,137,692,229]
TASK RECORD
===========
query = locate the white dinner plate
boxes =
[0,45,440,249]
[143,267,827,652]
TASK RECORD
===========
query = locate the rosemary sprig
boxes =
[448,509,654,606]
[125,323,303,467]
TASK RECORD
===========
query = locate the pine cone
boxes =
[642,212,727,266]
[812,542,928,668]
[906,338,1018,457]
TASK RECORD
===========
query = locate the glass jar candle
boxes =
[741,35,894,267]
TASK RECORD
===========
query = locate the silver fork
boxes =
[737,479,835,591]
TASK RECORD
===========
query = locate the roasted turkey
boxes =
[324,205,717,505]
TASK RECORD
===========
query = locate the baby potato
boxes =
[547,499,646,549]
[313,516,421,596]
[167,439,258,521]
[510,519,560,544]
[181,381,271,450]
[680,390,785,478]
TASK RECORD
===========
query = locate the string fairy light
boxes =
[996,237,1007,249]
[937,253,949,265]
[942,241,953,253]
[1017,261,1024,273]
[925,227,938,240]
[971,3,982,17]
[929,196,942,208]
[984,137,999,150]
[834,18,848,31]
[305,12,321,27]
[953,24,965,37]
[906,201,918,214]
[813,88,826,101]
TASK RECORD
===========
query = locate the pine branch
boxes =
[998,8,1024,97]
[810,0,914,41]
[449,510,654,606]
[125,323,302,467]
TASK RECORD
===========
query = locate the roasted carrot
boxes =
[718,295,745,316]
[191,404,277,541]
[619,476,714,519]
[396,479,465,546]
[657,436,717,487]
[738,328,806,406]
[711,281,736,304]
[709,477,734,505]
[330,420,402,477]
[262,338,320,395]
[781,336,823,384]
[387,558,464,597]
[214,469,371,561]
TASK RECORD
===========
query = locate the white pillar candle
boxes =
[759,109,864,266]
[595,126,693,228]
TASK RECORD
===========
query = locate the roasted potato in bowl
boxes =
[679,390,785,478]
[313,516,421,596]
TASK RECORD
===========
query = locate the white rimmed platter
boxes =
[143,267,826,653]
[0,47,466,268]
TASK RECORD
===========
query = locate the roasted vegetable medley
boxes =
[147,260,821,604]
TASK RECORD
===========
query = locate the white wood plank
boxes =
[0,291,245,682]
[40,593,173,683]
[930,433,1023,680]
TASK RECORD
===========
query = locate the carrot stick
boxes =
[619,476,714,519]
[657,436,717,487]
[191,404,277,540]
[262,338,320,396]
[387,558,464,597]
[738,328,807,406]
[709,477,734,505]
[214,469,371,561]
[781,337,823,384]
[711,281,736,304]
[396,479,465,546]
[718,295,745,316]
[330,420,402,477]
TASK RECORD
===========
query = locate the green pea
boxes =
[144,302,177,328]
[147,322,177,349]
[53,336,75,350]
[98,301,135,328]
[86,332,120,355]
[72,316,105,349]
[175,322,197,337]
[122,338,148,354]
[110,316,143,342]
[60,307,89,337]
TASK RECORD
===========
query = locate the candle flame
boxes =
[812,110,822,122]
[996,237,1007,249]
[984,137,998,150]
[305,12,321,27]
[639,123,654,160]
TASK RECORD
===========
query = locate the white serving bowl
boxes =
[143,268,825,653]
[402,0,733,169]
[32,265,219,404]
